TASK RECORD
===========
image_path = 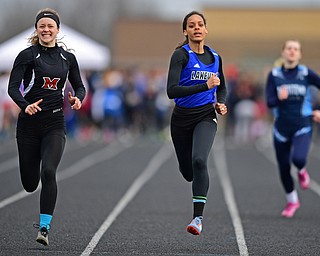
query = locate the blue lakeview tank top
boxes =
[175,44,220,107]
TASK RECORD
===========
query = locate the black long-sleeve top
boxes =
[8,43,86,112]
[167,46,227,104]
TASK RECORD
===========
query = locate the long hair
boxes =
[176,11,206,49]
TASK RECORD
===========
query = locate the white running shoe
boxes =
[186,217,202,235]
[34,224,49,246]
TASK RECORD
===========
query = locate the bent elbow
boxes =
[167,91,174,100]
[7,88,13,98]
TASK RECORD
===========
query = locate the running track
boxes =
[0,130,320,256]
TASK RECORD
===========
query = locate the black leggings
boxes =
[16,113,66,215]
[274,131,311,193]
[171,120,217,197]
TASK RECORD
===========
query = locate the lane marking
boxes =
[80,143,173,256]
[0,140,89,174]
[0,190,29,209]
[0,140,132,209]
[212,137,249,256]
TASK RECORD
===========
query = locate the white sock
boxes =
[286,190,298,203]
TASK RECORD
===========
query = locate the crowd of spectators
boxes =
[59,66,172,142]
[0,63,300,144]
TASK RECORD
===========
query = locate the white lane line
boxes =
[309,180,320,197]
[255,138,320,198]
[0,190,29,209]
[80,143,173,256]
[57,140,130,181]
[0,140,89,174]
[212,137,249,256]
[0,140,132,209]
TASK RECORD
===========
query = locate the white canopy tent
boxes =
[0,23,110,72]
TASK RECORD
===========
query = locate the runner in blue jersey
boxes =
[8,8,86,245]
[167,11,227,235]
[266,39,320,218]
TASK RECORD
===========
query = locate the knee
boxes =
[179,166,193,182]
[192,156,206,171]
[292,156,305,169]
[183,174,193,182]
[22,180,38,193]
[41,165,57,183]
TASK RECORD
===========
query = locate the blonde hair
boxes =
[28,8,62,46]
[273,57,285,67]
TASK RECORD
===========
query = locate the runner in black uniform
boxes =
[167,11,227,235]
[7,8,86,246]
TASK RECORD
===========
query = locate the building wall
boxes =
[112,19,183,68]
[204,8,320,72]
[113,9,320,74]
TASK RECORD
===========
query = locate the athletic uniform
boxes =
[167,44,227,227]
[266,65,320,194]
[8,43,85,220]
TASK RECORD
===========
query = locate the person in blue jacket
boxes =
[167,11,227,235]
[266,39,320,218]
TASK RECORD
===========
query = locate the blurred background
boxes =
[1,0,320,144]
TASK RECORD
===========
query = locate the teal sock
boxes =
[40,214,52,230]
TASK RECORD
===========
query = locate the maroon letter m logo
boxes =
[42,77,60,90]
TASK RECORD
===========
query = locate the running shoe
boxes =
[281,202,300,218]
[298,168,310,190]
[186,216,202,235]
[34,224,49,246]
